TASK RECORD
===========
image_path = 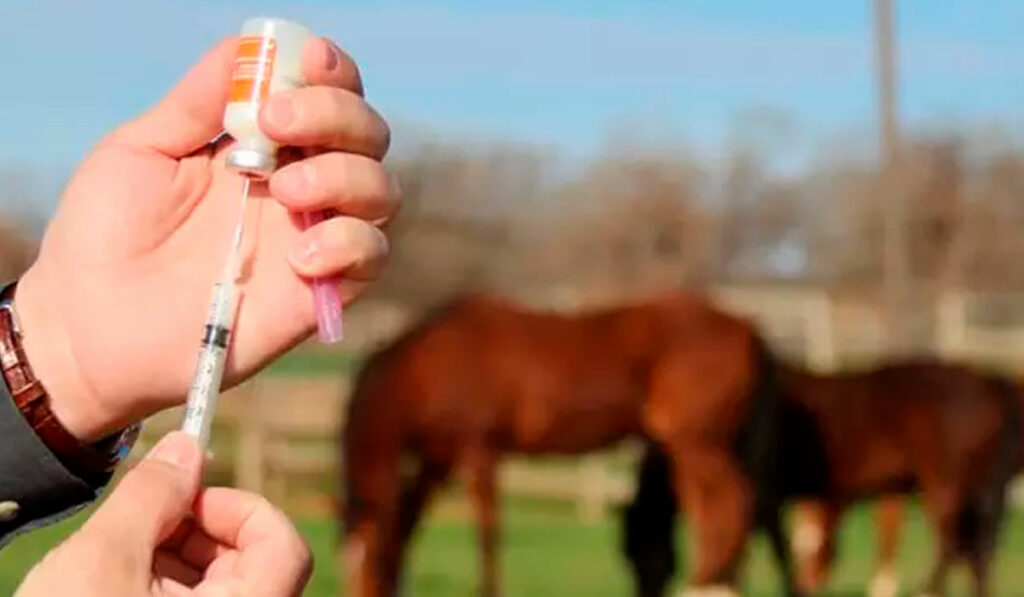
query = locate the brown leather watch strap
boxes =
[0,284,119,482]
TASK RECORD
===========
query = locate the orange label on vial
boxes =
[228,36,277,104]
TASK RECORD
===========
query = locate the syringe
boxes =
[180,178,250,449]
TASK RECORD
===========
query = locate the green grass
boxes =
[5,498,1024,596]
[264,348,362,378]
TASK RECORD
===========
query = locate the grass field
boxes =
[5,497,1024,596]
[264,347,362,378]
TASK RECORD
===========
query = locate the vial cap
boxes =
[226,148,276,179]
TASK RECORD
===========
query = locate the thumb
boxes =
[109,36,237,158]
[83,432,203,553]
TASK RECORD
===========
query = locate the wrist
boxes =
[11,269,108,442]
[1,279,137,482]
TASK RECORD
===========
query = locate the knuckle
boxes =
[338,48,365,94]
[128,459,183,489]
[353,227,390,279]
[372,226,391,256]
[371,168,402,214]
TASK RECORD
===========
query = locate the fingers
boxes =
[269,153,401,221]
[190,488,312,596]
[260,87,390,159]
[109,37,236,157]
[302,37,363,95]
[287,217,390,282]
[263,35,389,162]
[176,526,230,571]
[110,35,378,160]
[82,432,203,554]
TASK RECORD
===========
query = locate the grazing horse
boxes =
[622,356,1023,597]
[340,292,800,597]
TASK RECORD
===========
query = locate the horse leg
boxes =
[467,450,501,597]
[918,486,960,597]
[791,500,839,595]
[965,487,1007,597]
[869,496,904,597]
[386,458,454,594]
[341,448,401,597]
[671,443,752,595]
[762,502,800,597]
[792,501,826,593]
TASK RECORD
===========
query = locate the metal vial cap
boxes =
[225,148,276,179]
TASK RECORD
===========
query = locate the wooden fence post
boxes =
[235,379,266,494]
[577,456,607,523]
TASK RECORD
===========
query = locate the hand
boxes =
[15,432,312,597]
[14,36,398,441]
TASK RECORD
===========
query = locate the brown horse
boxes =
[339,292,800,597]
[623,356,1023,597]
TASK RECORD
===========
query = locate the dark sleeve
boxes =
[0,380,109,549]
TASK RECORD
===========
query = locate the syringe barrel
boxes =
[181,281,240,448]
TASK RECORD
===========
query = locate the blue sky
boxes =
[0,0,1022,211]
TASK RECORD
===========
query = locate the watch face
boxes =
[0,283,20,334]
[111,423,143,463]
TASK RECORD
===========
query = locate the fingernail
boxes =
[290,237,319,267]
[322,38,339,71]
[148,432,199,469]
[265,95,295,131]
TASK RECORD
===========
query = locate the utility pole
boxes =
[875,0,907,354]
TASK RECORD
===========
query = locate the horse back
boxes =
[347,294,698,454]
[781,360,1019,499]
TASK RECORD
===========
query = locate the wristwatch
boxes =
[0,282,139,483]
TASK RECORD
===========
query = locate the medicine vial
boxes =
[223,18,312,178]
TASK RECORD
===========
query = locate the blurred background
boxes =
[2,0,1024,595]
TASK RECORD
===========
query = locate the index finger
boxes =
[303,37,363,95]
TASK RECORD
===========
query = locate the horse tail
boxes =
[737,334,783,513]
[622,441,678,597]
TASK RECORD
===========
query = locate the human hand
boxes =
[15,432,312,597]
[15,36,398,441]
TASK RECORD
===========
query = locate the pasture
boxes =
[5,496,1024,596]
[6,291,1024,596]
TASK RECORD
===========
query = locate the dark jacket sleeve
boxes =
[0,380,108,549]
